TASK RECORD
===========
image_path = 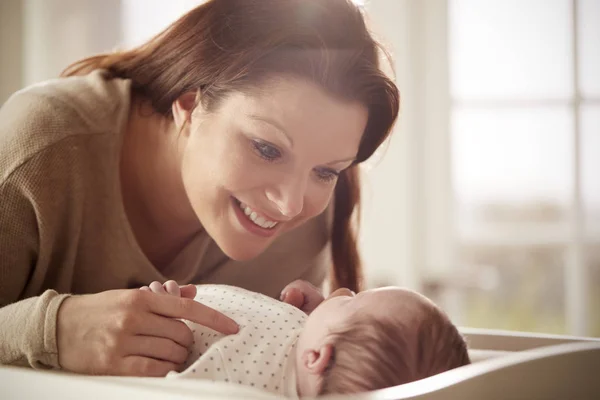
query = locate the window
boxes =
[446,0,599,336]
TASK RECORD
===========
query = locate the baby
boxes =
[142,281,470,397]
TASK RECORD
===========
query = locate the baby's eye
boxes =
[314,168,339,184]
[252,140,282,162]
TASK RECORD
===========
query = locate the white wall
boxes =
[0,0,24,104]
[359,0,453,294]
[22,0,121,86]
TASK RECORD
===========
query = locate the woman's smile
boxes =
[231,196,281,238]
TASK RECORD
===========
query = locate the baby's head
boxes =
[294,287,470,396]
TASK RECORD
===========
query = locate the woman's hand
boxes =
[280,279,324,314]
[56,286,238,377]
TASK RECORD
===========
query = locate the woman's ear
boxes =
[302,343,334,376]
[172,90,200,134]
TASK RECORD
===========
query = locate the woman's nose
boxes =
[268,194,303,219]
[266,179,306,219]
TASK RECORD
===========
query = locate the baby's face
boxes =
[303,287,359,338]
[301,287,427,346]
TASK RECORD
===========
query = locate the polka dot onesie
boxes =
[167,285,307,398]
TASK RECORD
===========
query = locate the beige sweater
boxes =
[0,70,330,370]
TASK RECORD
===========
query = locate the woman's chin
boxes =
[217,239,270,262]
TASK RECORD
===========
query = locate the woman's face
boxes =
[179,76,368,261]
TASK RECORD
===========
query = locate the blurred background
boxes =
[0,0,598,337]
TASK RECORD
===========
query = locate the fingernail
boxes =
[280,291,287,301]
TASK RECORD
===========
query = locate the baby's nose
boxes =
[328,288,355,299]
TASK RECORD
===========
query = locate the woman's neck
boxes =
[120,99,202,268]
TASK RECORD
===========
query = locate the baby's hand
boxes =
[140,280,197,299]
[280,279,324,314]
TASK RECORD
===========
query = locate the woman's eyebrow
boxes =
[248,114,293,147]
[326,156,356,166]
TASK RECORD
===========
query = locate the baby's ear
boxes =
[302,343,334,376]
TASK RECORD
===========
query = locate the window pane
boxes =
[449,0,573,100]
[454,243,567,334]
[579,0,600,98]
[581,105,599,337]
[582,105,600,240]
[452,107,573,242]
[587,244,600,337]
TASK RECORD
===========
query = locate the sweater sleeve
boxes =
[0,177,70,369]
[0,72,130,369]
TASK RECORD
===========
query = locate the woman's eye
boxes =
[252,140,282,162]
[314,168,339,183]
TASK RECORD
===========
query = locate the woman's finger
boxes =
[149,281,167,294]
[163,280,181,297]
[125,335,189,365]
[120,355,178,377]
[134,313,194,349]
[146,294,238,335]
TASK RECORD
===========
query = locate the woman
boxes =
[0,0,399,377]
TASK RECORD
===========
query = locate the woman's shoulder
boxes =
[1,69,131,132]
[0,70,131,182]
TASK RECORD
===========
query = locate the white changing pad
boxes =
[2,328,599,400]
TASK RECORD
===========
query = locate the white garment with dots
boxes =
[166,285,307,398]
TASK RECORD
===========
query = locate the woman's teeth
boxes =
[239,202,278,229]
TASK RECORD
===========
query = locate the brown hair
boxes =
[319,301,471,394]
[62,0,400,292]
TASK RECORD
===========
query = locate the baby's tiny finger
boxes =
[281,287,305,309]
[163,280,181,297]
[140,286,150,291]
[149,281,167,294]
[180,285,197,299]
